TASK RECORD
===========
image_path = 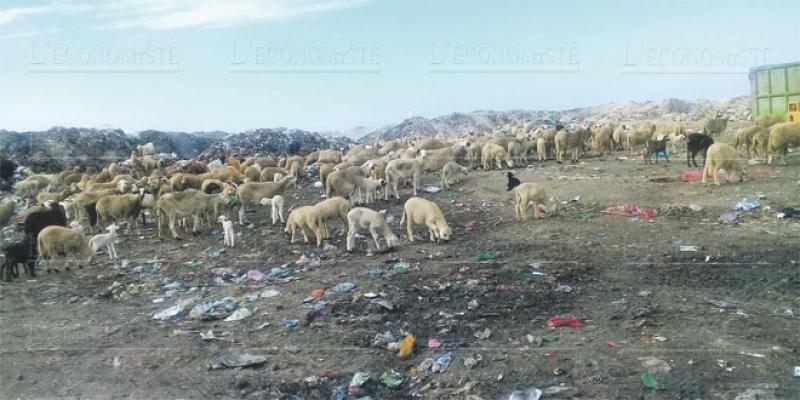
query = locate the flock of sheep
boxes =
[3,112,800,281]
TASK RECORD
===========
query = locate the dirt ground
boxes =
[2,151,800,400]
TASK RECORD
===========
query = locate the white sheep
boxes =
[313,196,351,240]
[355,176,385,204]
[258,195,285,226]
[236,176,296,224]
[137,142,155,157]
[767,122,800,165]
[89,223,118,260]
[400,197,452,242]
[218,216,235,247]
[440,161,468,189]
[481,142,512,170]
[346,207,398,252]
[703,143,746,185]
[514,182,555,220]
[384,158,425,200]
[284,206,321,245]
[37,225,93,272]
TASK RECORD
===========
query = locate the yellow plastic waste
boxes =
[398,334,415,358]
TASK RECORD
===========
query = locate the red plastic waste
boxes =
[607,341,624,347]
[547,316,583,328]
[602,204,659,218]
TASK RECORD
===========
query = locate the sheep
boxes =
[702,143,746,185]
[156,190,229,239]
[0,158,17,184]
[236,176,296,224]
[644,136,670,164]
[732,126,766,159]
[313,196,351,240]
[384,158,425,200]
[2,238,35,280]
[767,122,800,164]
[14,175,53,197]
[400,197,452,242]
[687,133,714,168]
[284,206,321,245]
[260,167,290,183]
[355,176,385,204]
[253,156,277,169]
[243,165,262,182]
[95,190,146,233]
[514,182,556,220]
[481,142,512,169]
[273,173,284,182]
[258,195,286,226]
[625,127,652,156]
[703,115,729,136]
[751,129,771,159]
[317,163,335,187]
[440,161,468,189]
[0,200,16,226]
[225,154,241,170]
[305,149,342,165]
[507,140,526,165]
[207,159,223,171]
[37,226,93,272]
[414,138,447,150]
[755,113,784,128]
[592,125,614,159]
[212,166,246,184]
[346,207,399,252]
[419,145,461,172]
[325,164,371,199]
[137,142,155,157]
[611,125,627,150]
[23,202,67,254]
[554,131,583,163]
[467,141,483,169]
[71,188,118,225]
[36,185,78,205]
[217,216,235,247]
[89,223,118,260]
[287,156,304,179]
[536,137,547,161]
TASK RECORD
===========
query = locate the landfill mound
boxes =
[196,128,352,160]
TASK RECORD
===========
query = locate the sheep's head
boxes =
[218,215,229,223]
[438,224,452,241]
[385,232,399,248]
[107,223,118,234]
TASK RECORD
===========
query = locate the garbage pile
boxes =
[198,128,352,160]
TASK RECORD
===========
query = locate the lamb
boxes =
[346,207,399,252]
[137,142,155,157]
[217,216,235,247]
[95,190,146,233]
[284,206,321,245]
[687,133,714,168]
[481,142,512,169]
[236,176,296,224]
[400,197,452,242]
[514,182,556,220]
[2,238,35,281]
[89,223,118,260]
[156,190,229,239]
[440,161,468,189]
[767,122,800,164]
[258,195,286,226]
[644,136,670,164]
[313,196,351,240]
[732,126,766,159]
[755,113,784,128]
[384,158,425,200]
[355,176,385,204]
[37,226,93,272]
[702,143,746,185]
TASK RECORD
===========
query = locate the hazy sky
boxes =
[0,0,797,133]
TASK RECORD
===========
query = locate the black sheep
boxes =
[687,133,714,168]
[22,203,67,255]
[1,238,36,281]
[507,172,521,191]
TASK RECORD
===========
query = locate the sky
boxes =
[0,0,798,134]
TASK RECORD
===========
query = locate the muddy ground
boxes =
[2,151,800,400]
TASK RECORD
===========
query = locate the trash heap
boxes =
[197,128,352,160]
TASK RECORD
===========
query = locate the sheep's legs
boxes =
[406,219,414,242]
[239,206,247,225]
[369,227,381,250]
[346,225,356,251]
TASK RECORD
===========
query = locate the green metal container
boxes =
[749,62,800,118]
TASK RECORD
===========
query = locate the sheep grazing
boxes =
[468,141,483,169]
[284,206,321,245]
[536,137,547,161]
[384,158,425,200]
[514,182,556,220]
[686,133,714,168]
[260,167,289,183]
[325,165,371,199]
[236,175,296,224]
[313,196,352,240]
[2,238,35,281]
[440,161,468,189]
[702,143,746,185]
[703,115,729,136]
[156,190,229,239]
[481,142,512,169]
[89,223,118,260]
[592,125,614,159]
[217,216,235,247]
[755,113,784,128]
[37,226,93,272]
[507,171,521,191]
[732,126,766,159]
[400,197,452,242]
[346,207,398,252]
[644,136,670,164]
[767,122,800,165]
[611,125,627,150]
[95,190,146,234]
[258,195,286,226]
[751,129,771,159]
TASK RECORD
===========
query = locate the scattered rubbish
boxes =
[200,330,219,340]
[331,282,357,293]
[467,299,479,310]
[208,250,221,257]
[507,387,543,400]
[463,353,482,369]
[706,298,738,309]
[474,328,492,339]
[258,289,280,298]
[379,369,404,388]
[453,381,479,395]
[246,269,266,281]
[370,331,397,348]
[639,356,671,374]
[464,220,477,231]
[188,297,237,320]
[718,212,741,223]
[421,185,441,193]
[689,204,704,211]
[432,353,452,373]
[640,372,664,390]
[161,281,186,291]
[348,372,370,395]
[570,194,581,203]
[555,284,573,293]
[475,251,501,261]
[607,341,624,347]
[682,169,727,182]
[392,262,409,274]
[778,207,797,219]
[265,267,296,281]
[733,197,760,212]
[547,316,583,328]
[602,204,659,218]
[283,319,299,328]
[427,338,441,348]
[792,365,800,377]
[363,291,378,298]
[371,299,394,310]
[398,334,415,358]
[224,308,252,322]
[680,245,700,252]
[542,386,577,397]
[313,181,323,187]
[209,354,266,370]
[152,298,195,322]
